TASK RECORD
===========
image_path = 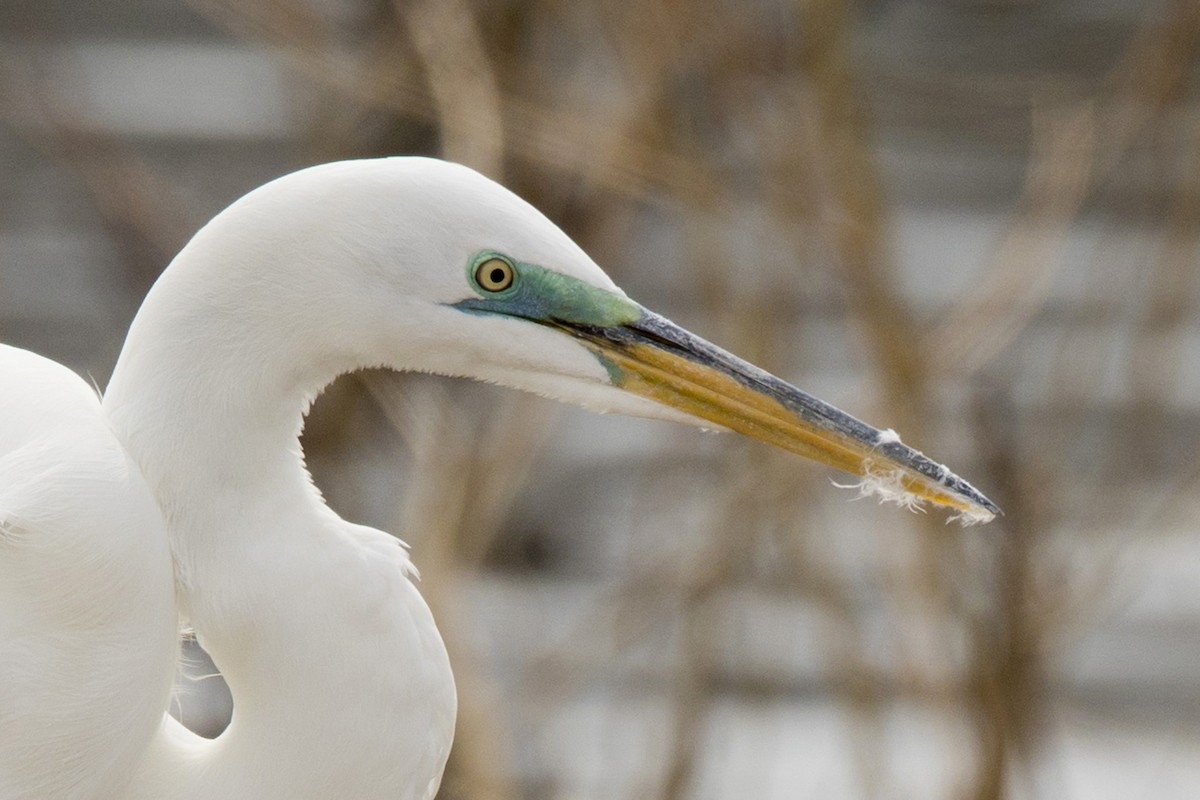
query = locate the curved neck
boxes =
[104,248,455,800]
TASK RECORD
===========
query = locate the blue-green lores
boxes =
[453,251,642,328]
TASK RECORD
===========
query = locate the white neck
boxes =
[102,225,456,800]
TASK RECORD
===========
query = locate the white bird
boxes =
[0,157,997,800]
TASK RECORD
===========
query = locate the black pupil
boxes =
[489,267,507,285]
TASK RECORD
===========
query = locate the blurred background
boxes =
[2,0,1198,797]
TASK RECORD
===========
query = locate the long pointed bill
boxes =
[553,309,999,524]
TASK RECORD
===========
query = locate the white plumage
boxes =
[0,346,176,798]
[0,157,996,799]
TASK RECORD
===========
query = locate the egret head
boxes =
[180,157,998,522]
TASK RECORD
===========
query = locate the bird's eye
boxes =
[475,257,515,292]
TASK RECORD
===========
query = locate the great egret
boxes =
[0,157,997,800]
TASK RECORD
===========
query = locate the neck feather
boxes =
[103,247,455,800]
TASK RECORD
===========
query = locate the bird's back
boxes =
[0,345,178,800]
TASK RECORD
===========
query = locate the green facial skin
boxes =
[454,251,642,329]
[452,251,643,384]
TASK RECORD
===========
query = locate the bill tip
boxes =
[946,505,998,526]
[835,465,1001,526]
